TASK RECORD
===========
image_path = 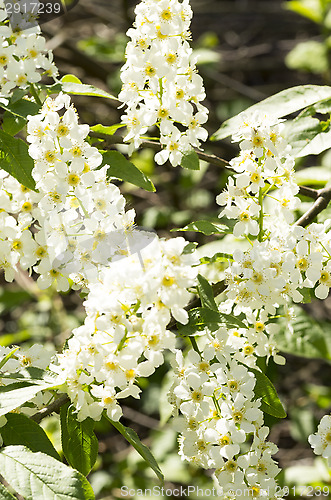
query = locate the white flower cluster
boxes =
[0,93,135,290]
[0,87,202,427]
[169,343,282,498]
[0,90,201,430]
[119,0,208,166]
[217,113,331,313]
[309,415,331,466]
[51,236,197,421]
[0,0,57,97]
[217,111,299,239]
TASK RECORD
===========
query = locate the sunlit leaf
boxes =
[102,150,155,191]
[249,366,287,418]
[212,85,331,141]
[0,446,95,500]
[1,413,60,461]
[172,220,229,235]
[106,417,164,482]
[60,403,98,476]
[0,130,36,190]
[61,74,117,101]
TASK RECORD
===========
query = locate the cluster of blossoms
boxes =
[217,111,299,239]
[217,112,331,316]
[51,236,197,421]
[0,0,57,97]
[169,342,281,498]
[0,93,136,290]
[119,0,209,166]
[0,88,199,426]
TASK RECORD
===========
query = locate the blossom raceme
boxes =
[0,343,56,424]
[119,0,209,166]
[216,113,331,306]
[51,235,198,421]
[0,88,202,428]
[168,345,282,498]
[0,93,134,290]
[0,0,57,97]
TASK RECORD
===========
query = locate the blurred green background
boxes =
[3,0,331,498]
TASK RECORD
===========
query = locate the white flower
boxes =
[309,414,331,465]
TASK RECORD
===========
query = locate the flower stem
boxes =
[29,84,42,106]
[189,336,201,356]
[258,187,263,242]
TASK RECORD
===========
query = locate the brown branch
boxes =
[89,132,229,167]
[298,185,319,200]
[30,394,69,423]
[296,186,331,227]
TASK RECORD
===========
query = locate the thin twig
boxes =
[298,185,319,200]
[296,186,331,227]
[90,132,229,167]
[31,394,69,423]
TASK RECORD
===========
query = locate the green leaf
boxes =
[212,85,331,141]
[200,252,234,264]
[296,126,331,157]
[90,123,124,136]
[275,305,331,360]
[0,97,40,136]
[285,41,329,74]
[197,274,218,311]
[172,219,229,235]
[1,413,60,461]
[0,130,36,190]
[60,404,98,476]
[182,242,198,254]
[249,366,287,418]
[180,150,200,170]
[0,347,19,370]
[285,0,323,23]
[40,82,63,96]
[0,483,16,500]
[102,150,155,191]
[177,307,246,336]
[295,165,331,187]
[106,417,164,482]
[0,367,59,385]
[61,74,117,101]
[0,445,95,500]
[1,97,40,120]
[2,112,26,136]
[283,115,324,157]
[0,379,60,416]
[61,74,82,84]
